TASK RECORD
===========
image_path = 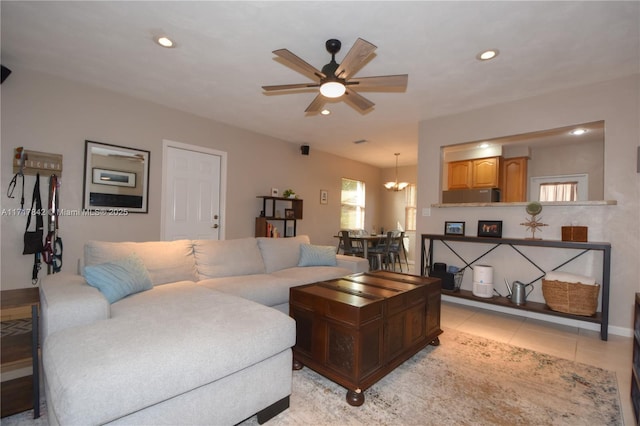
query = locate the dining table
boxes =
[335,234,385,259]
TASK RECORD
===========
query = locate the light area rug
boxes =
[3,329,622,426]
[241,328,622,426]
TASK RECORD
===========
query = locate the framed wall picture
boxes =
[271,188,279,197]
[477,220,503,238]
[444,221,465,236]
[320,189,328,205]
[92,169,136,188]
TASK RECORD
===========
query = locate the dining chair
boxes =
[388,231,408,272]
[339,230,364,257]
[368,231,394,271]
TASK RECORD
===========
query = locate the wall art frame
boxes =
[444,221,465,236]
[477,220,503,238]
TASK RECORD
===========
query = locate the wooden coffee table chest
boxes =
[289,271,442,405]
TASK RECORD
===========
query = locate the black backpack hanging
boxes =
[23,173,44,255]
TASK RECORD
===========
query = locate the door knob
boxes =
[212,224,219,229]
[213,215,219,220]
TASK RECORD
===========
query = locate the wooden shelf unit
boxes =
[1,287,40,419]
[255,196,303,238]
[420,234,611,340]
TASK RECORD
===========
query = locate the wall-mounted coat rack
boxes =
[13,147,63,177]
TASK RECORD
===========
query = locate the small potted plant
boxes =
[282,189,296,199]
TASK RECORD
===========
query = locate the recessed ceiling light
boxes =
[571,128,587,136]
[155,36,175,48]
[476,49,499,61]
[320,109,331,116]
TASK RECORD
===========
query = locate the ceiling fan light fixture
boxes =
[320,81,346,98]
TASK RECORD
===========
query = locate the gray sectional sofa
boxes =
[40,235,369,425]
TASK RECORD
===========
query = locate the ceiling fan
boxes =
[262,38,408,113]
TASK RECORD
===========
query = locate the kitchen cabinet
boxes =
[502,157,528,202]
[447,161,472,189]
[447,157,501,190]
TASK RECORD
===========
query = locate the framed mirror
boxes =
[83,140,150,213]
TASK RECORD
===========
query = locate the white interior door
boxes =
[162,141,226,240]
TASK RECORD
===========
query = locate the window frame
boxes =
[340,178,366,230]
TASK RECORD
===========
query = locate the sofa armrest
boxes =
[40,272,110,341]
[336,255,370,274]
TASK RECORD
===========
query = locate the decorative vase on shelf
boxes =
[520,202,548,239]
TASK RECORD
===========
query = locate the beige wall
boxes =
[417,74,640,335]
[529,139,604,200]
[0,69,383,289]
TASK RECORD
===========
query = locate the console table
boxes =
[420,234,611,340]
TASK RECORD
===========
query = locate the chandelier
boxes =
[384,153,409,191]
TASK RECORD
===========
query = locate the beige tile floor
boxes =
[440,300,634,425]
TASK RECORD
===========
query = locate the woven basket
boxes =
[542,279,600,316]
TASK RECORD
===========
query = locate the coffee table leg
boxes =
[292,358,304,370]
[346,388,364,406]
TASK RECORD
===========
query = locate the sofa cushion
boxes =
[194,238,265,279]
[198,274,299,308]
[109,280,200,318]
[84,240,197,285]
[298,244,337,267]
[43,287,295,426]
[84,253,153,303]
[257,235,310,273]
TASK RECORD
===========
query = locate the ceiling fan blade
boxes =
[262,83,320,91]
[343,88,375,112]
[305,94,327,113]
[334,38,377,80]
[272,49,326,79]
[348,74,408,90]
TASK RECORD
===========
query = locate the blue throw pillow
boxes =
[84,253,153,303]
[298,244,337,267]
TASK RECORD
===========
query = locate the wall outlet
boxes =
[422,208,431,217]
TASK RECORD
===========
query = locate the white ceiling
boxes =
[1,1,638,168]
